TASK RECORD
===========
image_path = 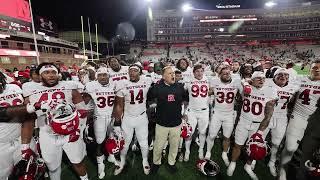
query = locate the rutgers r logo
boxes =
[167,94,175,102]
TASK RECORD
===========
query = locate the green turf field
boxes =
[61,138,275,180]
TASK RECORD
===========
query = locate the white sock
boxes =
[120,153,126,167]
[281,149,294,166]
[199,133,206,150]
[141,145,149,165]
[49,166,61,180]
[269,146,278,164]
[206,136,215,154]
[80,173,89,180]
[185,139,192,153]
[97,155,105,164]
[178,138,184,149]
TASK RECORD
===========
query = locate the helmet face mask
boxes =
[196,159,220,176]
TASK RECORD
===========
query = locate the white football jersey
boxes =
[108,66,129,82]
[23,81,77,128]
[84,81,116,115]
[292,76,320,117]
[265,79,299,115]
[210,77,243,112]
[116,77,152,116]
[73,81,85,93]
[0,84,24,142]
[184,76,210,110]
[240,85,278,122]
[181,67,193,83]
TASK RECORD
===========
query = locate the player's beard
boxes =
[112,65,121,72]
[42,78,59,87]
[130,76,140,82]
[221,77,231,83]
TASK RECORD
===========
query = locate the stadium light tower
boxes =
[265,1,277,8]
[181,3,193,12]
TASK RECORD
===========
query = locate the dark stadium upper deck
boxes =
[147,1,320,42]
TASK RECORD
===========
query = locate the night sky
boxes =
[30,0,314,40]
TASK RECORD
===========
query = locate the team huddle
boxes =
[0,56,320,180]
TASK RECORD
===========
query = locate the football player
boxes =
[176,58,193,83]
[264,68,299,177]
[279,60,320,180]
[183,64,212,161]
[227,71,277,180]
[23,63,88,180]
[107,57,129,83]
[83,67,116,179]
[113,64,152,175]
[206,66,242,166]
[0,71,34,179]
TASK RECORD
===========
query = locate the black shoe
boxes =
[166,163,178,174]
[151,164,160,174]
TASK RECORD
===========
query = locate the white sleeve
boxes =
[83,84,90,94]
[269,88,279,101]
[184,81,190,91]
[116,88,125,97]
[63,81,78,90]
[115,82,125,97]
[22,84,33,97]
[237,81,243,95]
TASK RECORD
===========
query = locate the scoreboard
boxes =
[0,0,31,33]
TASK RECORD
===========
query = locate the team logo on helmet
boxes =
[105,128,125,155]
[46,99,80,135]
[246,133,269,160]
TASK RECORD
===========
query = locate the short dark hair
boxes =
[193,64,203,73]
[36,62,60,75]
[29,69,37,77]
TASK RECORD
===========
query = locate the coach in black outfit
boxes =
[147,66,188,174]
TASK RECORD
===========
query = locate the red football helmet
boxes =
[181,120,192,139]
[10,156,46,180]
[196,159,220,176]
[305,160,320,177]
[246,133,269,160]
[105,128,125,155]
[46,100,80,135]
[305,147,320,177]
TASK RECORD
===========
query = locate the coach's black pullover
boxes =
[147,79,188,127]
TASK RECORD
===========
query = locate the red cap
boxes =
[18,71,30,79]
